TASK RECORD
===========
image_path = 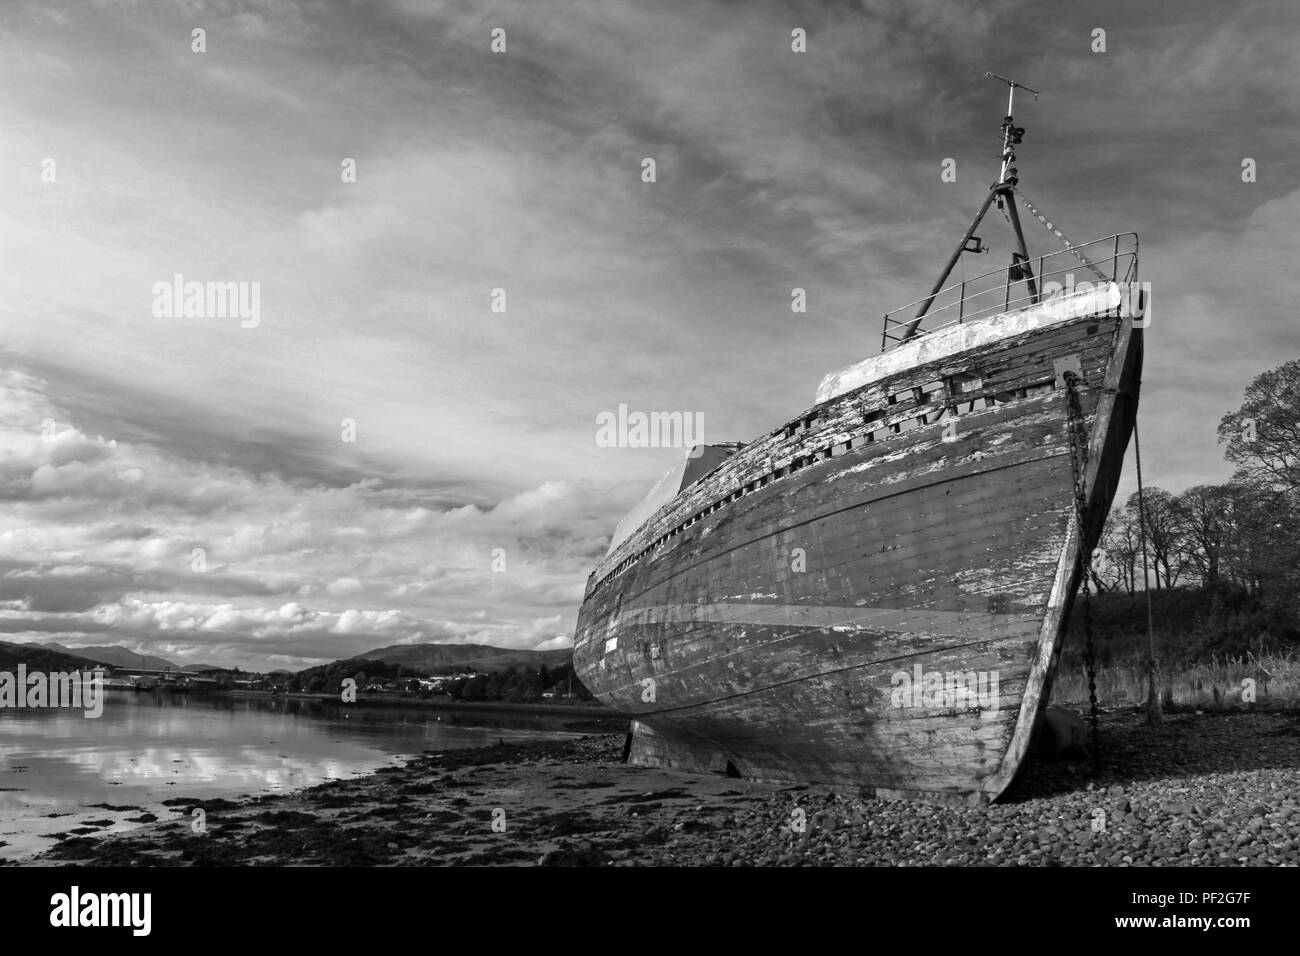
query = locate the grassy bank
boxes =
[1053,653,1299,710]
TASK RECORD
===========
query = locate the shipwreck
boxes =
[574,76,1144,803]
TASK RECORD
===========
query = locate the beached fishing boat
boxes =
[574,77,1145,803]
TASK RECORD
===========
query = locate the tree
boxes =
[1217,484,1300,603]
[461,674,489,701]
[510,671,544,702]
[1171,484,1231,585]
[486,667,514,700]
[1217,359,1300,497]
[1097,505,1140,594]
[1125,488,1188,589]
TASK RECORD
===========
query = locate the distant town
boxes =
[0,640,594,706]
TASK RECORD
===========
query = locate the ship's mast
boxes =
[989,71,1037,185]
[899,73,1040,341]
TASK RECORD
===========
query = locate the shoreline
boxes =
[15,707,1300,867]
[221,689,617,719]
[116,686,617,720]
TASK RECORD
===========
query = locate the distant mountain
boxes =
[39,643,178,671]
[346,642,572,675]
[0,640,108,673]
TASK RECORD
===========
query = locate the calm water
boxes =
[0,690,585,860]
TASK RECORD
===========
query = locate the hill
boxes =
[347,642,572,675]
[285,648,592,702]
[41,642,178,671]
[0,640,111,673]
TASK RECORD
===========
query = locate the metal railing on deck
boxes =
[880,233,1138,351]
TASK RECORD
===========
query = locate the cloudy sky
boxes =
[1,0,1296,670]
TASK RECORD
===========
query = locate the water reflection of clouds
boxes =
[0,694,575,860]
[18,743,404,790]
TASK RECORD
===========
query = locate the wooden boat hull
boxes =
[575,292,1142,802]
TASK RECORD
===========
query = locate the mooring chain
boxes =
[1062,370,1101,772]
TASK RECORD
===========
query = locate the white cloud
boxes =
[0,369,609,668]
[533,633,575,651]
